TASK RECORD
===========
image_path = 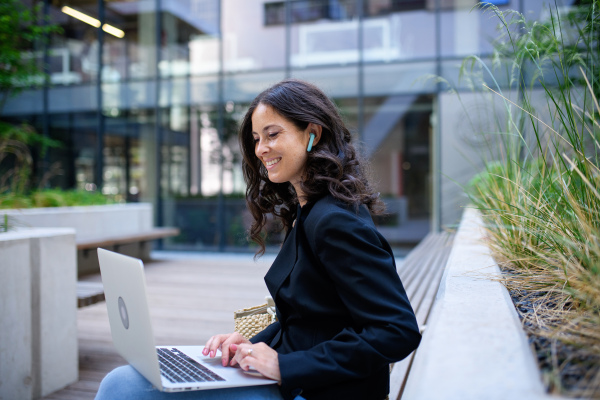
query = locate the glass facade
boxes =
[1,0,576,252]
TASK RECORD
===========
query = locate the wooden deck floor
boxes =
[42,253,274,400]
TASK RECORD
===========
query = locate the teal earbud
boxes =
[307,133,316,152]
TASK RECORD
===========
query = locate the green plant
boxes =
[0,122,61,195]
[462,1,600,397]
[0,189,116,210]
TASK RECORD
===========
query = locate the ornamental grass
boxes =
[464,2,600,397]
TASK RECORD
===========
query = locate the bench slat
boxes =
[409,241,452,322]
[77,281,105,308]
[77,227,180,250]
[76,227,179,307]
[389,231,454,400]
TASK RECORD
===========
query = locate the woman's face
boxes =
[251,104,313,195]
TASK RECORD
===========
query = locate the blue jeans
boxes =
[95,366,298,400]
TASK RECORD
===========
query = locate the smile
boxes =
[265,158,281,168]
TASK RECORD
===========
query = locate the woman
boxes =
[96,79,420,400]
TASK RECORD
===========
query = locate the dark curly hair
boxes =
[239,79,384,256]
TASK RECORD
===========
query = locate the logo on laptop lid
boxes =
[118,296,130,329]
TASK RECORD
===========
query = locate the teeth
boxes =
[266,158,281,167]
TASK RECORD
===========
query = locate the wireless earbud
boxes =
[307,133,316,152]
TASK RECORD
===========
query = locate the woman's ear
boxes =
[307,123,322,149]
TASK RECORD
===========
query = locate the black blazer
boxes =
[250,195,421,400]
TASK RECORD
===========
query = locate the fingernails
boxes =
[231,344,238,351]
[222,358,227,367]
[202,348,208,356]
[210,351,215,357]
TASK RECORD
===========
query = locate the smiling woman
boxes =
[239,79,384,256]
[95,79,421,400]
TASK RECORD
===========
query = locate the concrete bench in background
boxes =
[2,203,179,276]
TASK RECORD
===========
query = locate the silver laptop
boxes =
[97,248,276,392]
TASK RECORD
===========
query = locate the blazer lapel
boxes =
[264,221,298,299]
[264,203,306,299]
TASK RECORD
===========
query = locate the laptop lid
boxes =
[97,248,276,392]
[97,248,164,390]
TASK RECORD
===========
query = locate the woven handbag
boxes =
[234,296,277,340]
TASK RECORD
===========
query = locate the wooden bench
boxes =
[388,231,455,400]
[77,281,105,308]
[76,227,180,307]
[76,227,180,251]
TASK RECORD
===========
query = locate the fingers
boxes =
[221,333,250,367]
[228,343,239,366]
[233,344,255,370]
[202,334,228,358]
[232,343,281,382]
[202,333,251,367]
[202,333,232,358]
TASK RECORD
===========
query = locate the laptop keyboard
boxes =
[157,348,225,384]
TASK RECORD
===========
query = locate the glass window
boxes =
[290,0,359,68]
[102,134,127,200]
[164,102,247,251]
[159,0,219,78]
[363,0,435,62]
[364,62,437,96]
[159,106,189,197]
[439,3,512,58]
[264,0,359,25]
[291,0,358,22]
[95,108,157,203]
[439,57,510,91]
[290,66,359,99]
[49,0,100,85]
[223,71,286,103]
[102,112,143,202]
[365,0,426,16]
[43,112,98,191]
[264,2,285,25]
[103,0,157,81]
[364,95,433,241]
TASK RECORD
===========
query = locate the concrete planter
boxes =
[0,228,78,399]
[2,203,153,275]
[1,203,153,241]
[402,208,555,400]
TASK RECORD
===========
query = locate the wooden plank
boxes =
[389,232,455,400]
[76,227,180,250]
[77,281,105,308]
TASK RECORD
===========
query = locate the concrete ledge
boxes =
[2,203,155,275]
[0,228,78,399]
[402,208,551,400]
[1,203,152,241]
[0,235,32,400]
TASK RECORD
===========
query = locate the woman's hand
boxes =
[232,342,281,383]
[202,332,250,367]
